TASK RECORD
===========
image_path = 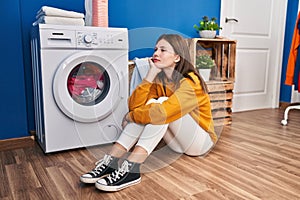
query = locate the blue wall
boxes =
[0,0,28,139]
[108,0,220,59]
[0,0,297,139]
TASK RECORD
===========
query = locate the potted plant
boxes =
[193,16,222,38]
[195,54,215,81]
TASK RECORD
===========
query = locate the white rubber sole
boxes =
[95,177,141,192]
[80,174,109,184]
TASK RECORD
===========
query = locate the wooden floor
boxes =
[1,108,300,200]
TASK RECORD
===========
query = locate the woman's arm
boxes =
[128,77,208,124]
[128,58,162,111]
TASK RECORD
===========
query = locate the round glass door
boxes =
[53,52,121,123]
[67,62,110,106]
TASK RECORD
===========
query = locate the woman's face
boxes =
[152,39,180,69]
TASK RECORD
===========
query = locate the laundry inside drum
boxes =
[67,62,110,105]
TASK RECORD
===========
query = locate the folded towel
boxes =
[32,16,85,26]
[130,57,150,95]
[36,6,84,19]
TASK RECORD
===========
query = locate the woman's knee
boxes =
[184,137,214,156]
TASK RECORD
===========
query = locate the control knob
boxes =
[84,34,93,44]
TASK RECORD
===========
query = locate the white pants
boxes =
[116,98,214,156]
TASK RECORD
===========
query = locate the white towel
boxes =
[32,16,85,26]
[36,6,84,19]
[130,57,150,95]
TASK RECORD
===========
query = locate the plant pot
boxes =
[199,68,211,81]
[199,30,217,39]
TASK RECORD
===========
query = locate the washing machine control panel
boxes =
[76,30,127,49]
[77,32,98,48]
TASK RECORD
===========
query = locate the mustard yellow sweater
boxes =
[128,72,217,143]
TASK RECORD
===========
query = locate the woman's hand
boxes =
[122,113,131,129]
[145,58,161,82]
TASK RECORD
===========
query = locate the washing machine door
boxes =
[53,51,123,123]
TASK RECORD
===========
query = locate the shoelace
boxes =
[107,160,131,183]
[90,155,112,176]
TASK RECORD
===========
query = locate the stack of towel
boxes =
[33,6,85,26]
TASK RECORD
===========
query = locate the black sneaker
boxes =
[95,160,141,192]
[80,154,118,184]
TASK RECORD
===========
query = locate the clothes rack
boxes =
[281,104,300,125]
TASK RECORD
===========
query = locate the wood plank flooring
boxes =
[0,108,300,200]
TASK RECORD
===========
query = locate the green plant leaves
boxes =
[193,16,222,31]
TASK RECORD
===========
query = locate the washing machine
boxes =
[31,24,128,153]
